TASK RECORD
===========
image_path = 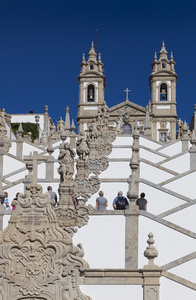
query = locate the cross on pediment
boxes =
[24,151,48,184]
[124,88,130,101]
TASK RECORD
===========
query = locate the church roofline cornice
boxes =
[110,100,146,113]
[78,72,105,79]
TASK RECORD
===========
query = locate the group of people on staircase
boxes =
[1,187,147,212]
[95,191,147,211]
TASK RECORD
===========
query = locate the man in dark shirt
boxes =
[136,193,147,211]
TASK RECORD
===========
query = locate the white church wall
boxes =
[54,162,60,179]
[140,162,174,184]
[138,216,196,269]
[89,182,129,209]
[164,204,196,233]
[158,140,182,156]
[23,142,43,155]
[37,162,46,179]
[169,259,196,283]
[164,172,196,199]
[108,147,132,159]
[52,148,59,159]
[140,148,165,163]
[5,183,25,202]
[3,155,25,176]
[73,215,125,268]
[3,215,11,229]
[5,170,28,183]
[9,142,17,156]
[112,136,133,146]
[160,152,190,173]
[139,183,185,215]
[11,114,45,131]
[160,277,196,300]
[99,161,130,179]
[80,285,143,300]
[139,137,160,150]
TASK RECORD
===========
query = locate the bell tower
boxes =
[77,42,106,132]
[149,41,178,142]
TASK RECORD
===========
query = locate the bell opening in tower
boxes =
[160,83,167,101]
[88,84,95,102]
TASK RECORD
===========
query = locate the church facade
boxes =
[77,41,178,143]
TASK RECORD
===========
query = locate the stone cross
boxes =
[24,151,48,184]
[124,88,130,101]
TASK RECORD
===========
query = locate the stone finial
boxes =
[144,232,158,268]
[154,52,157,61]
[88,41,97,62]
[47,139,54,156]
[159,40,168,59]
[82,53,86,63]
[170,51,173,61]
[16,123,23,140]
[144,105,151,137]
[98,53,102,63]
[182,120,189,138]
[70,119,76,132]
[44,105,48,113]
[65,106,70,134]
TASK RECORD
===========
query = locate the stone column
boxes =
[125,202,139,268]
[126,122,140,269]
[181,121,189,152]
[70,119,77,148]
[143,106,152,138]
[143,233,162,300]
[23,160,33,192]
[189,130,196,169]
[46,140,54,180]
[16,123,24,159]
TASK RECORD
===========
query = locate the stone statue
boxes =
[87,119,99,143]
[40,129,48,144]
[116,115,123,133]
[50,124,56,139]
[57,117,65,133]
[76,131,90,161]
[0,109,6,129]
[58,142,75,184]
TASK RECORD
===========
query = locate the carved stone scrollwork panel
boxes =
[0,184,92,300]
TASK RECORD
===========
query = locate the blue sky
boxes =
[0,0,196,130]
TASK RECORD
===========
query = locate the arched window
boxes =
[123,124,132,134]
[90,63,94,70]
[162,61,166,68]
[88,84,95,102]
[160,83,167,101]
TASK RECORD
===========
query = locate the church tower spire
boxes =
[149,41,178,142]
[77,42,106,132]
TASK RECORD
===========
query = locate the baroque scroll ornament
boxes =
[0,184,92,300]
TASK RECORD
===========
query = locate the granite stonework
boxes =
[0,183,92,300]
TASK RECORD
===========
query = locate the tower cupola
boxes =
[77,42,106,132]
[149,41,178,142]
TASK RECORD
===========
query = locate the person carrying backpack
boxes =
[113,191,129,210]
